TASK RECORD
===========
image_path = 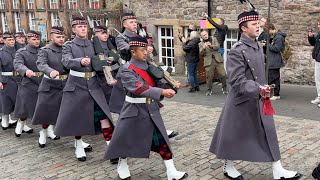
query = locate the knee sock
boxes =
[101,127,113,141]
[158,144,173,160]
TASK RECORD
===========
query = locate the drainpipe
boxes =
[208,0,211,35]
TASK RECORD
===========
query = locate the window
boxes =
[68,0,77,9]
[89,0,99,9]
[158,26,175,71]
[51,12,59,26]
[28,12,36,30]
[1,13,8,32]
[0,0,5,9]
[27,0,34,9]
[50,0,58,9]
[223,29,238,61]
[13,0,19,9]
[14,12,22,32]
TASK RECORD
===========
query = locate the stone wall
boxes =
[126,0,320,85]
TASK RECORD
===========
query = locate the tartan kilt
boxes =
[151,125,166,149]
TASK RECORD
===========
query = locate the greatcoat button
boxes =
[252,68,254,71]
[255,77,258,79]
[247,59,250,62]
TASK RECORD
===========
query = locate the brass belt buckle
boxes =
[59,75,67,80]
[13,71,19,76]
[84,72,93,79]
[146,97,152,104]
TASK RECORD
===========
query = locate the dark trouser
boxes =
[205,60,227,90]
[268,69,281,96]
[187,62,199,88]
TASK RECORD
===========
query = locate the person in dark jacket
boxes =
[258,17,269,54]
[308,21,320,107]
[262,24,286,100]
[182,31,201,92]
[203,13,228,56]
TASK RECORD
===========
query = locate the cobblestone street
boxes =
[0,101,319,180]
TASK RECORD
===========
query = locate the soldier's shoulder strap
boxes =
[40,46,48,50]
[64,41,72,45]
[232,41,243,48]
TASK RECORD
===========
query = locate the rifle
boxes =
[147,54,179,93]
[87,16,118,85]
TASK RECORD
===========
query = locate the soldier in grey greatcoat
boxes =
[32,26,66,148]
[0,32,20,130]
[110,12,179,138]
[15,32,26,50]
[13,30,45,137]
[93,25,115,102]
[109,12,138,114]
[54,17,114,162]
[209,10,301,180]
[105,36,187,180]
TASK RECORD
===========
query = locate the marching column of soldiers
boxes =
[0,5,309,180]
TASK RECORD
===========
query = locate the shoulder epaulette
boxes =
[40,46,48,50]
[232,41,243,48]
[64,41,72,45]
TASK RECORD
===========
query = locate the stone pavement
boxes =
[0,101,319,180]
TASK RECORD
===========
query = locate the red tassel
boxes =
[262,98,275,115]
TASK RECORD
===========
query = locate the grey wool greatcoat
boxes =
[54,37,113,137]
[209,34,281,162]
[96,41,113,103]
[109,30,137,114]
[13,44,42,119]
[32,43,67,125]
[0,46,20,115]
[105,58,171,159]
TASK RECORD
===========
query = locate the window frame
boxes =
[27,0,34,9]
[68,0,77,9]
[223,29,239,61]
[0,0,5,9]
[14,12,22,32]
[49,0,58,9]
[51,12,59,26]
[12,0,19,9]
[89,0,99,9]
[1,12,8,32]
[28,12,37,30]
[157,26,175,72]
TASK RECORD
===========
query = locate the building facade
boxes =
[0,0,122,41]
[126,0,320,85]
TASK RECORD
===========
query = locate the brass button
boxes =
[252,68,254,71]
[247,60,250,62]
[243,50,245,53]
[255,76,258,79]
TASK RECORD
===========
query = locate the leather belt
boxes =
[69,70,96,79]
[1,71,20,76]
[125,95,153,104]
[43,74,68,81]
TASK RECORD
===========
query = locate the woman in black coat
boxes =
[182,31,201,92]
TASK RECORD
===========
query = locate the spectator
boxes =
[199,30,227,96]
[258,17,269,54]
[203,13,228,56]
[262,24,286,100]
[182,31,201,93]
[308,20,320,106]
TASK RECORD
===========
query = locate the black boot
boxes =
[312,163,320,179]
[188,88,195,93]
[195,86,200,91]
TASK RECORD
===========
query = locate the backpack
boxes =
[280,38,292,64]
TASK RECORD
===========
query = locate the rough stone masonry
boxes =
[125,0,320,85]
